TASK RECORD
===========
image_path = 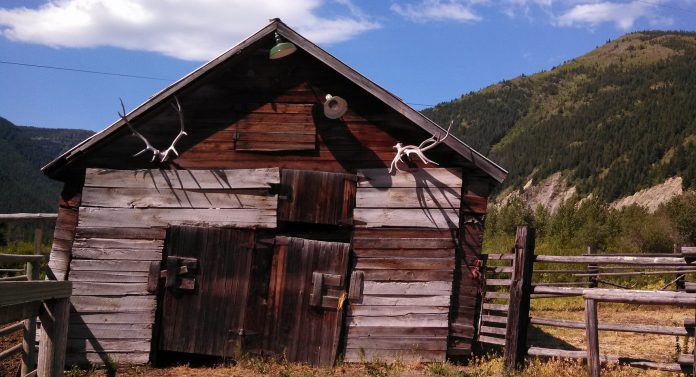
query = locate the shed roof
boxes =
[42,19,507,183]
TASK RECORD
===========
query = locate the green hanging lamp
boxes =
[269,32,297,59]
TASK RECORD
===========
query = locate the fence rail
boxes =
[0,213,68,377]
[479,225,696,376]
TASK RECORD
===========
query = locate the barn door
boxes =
[157,226,260,357]
[263,236,350,366]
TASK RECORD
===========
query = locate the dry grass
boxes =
[62,355,688,377]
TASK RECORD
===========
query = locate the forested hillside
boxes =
[423,31,696,201]
[0,116,92,212]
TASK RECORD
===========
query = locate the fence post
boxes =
[675,244,685,291]
[584,298,600,377]
[587,246,598,288]
[21,225,42,375]
[37,297,70,377]
[504,225,535,369]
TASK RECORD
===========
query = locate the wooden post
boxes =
[675,244,685,291]
[37,297,70,377]
[504,225,535,369]
[693,310,696,377]
[585,298,600,377]
[21,226,42,375]
[587,246,598,288]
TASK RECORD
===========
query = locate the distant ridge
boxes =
[0,116,93,212]
[423,31,696,203]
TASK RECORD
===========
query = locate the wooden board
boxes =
[77,207,277,229]
[344,228,456,362]
[159,226,257,357]
[357,168,463,188]
[84,168,280,189]
[277,169,356,226]
[263,236,350,366]
[82,187,276,209]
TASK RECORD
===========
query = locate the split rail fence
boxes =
[480,225,696,376]
[0,213,71,377]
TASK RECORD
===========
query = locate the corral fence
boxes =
[0,213,71,377]
[480,225,696,376]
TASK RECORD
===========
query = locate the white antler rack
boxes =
[389,121,452,173]
[119,97,187,162]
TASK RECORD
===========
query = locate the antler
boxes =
[389,121,452,173]
[118,96,187,162]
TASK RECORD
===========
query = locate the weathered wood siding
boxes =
[48,184,81,281]
[63,168,279,365]
[448,178,491,358]
[354,168,462,229]
[60,48,472,178]
[345,228,457,362]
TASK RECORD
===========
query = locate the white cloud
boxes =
[390,0,483,23]
[555,1,654,29]
[0,0,379,61]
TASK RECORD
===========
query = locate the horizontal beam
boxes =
[0,281,72,307]
[0,343,22,361]
[583,288,696,306]
[536,255,686,265]
[0,213,57,220]
[0,321,23,337]
[0,254,46,263]
[530,316,691,336]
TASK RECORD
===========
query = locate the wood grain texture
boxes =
[84,168,280,189]
[345,228,456,362]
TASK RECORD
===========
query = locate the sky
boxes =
[0,0,695,132]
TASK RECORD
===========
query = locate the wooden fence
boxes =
[480,225,696,375]
[1,213,71,377]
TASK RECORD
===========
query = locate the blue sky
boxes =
[0,0,695,131]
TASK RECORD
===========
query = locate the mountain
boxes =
[423,31,696,205]
[0,116,93,213]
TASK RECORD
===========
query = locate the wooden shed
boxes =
[41,19,507,367]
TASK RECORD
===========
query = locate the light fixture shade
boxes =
[324,94,348,119]
[269,33,297,59]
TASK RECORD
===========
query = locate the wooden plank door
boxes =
[263,236,350,366]
[278,169,356,226]
[158,226,257,357]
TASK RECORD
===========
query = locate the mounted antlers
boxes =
[389,121,452,173]
[118,97,187,162]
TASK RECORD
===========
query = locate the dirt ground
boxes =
[0,331,22,377]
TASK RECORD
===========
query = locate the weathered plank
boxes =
[69,271,149,283]
[67,339,151,353]
[356,188,460,209]
[75,227,166,240]
[68,323,152,340]
[78,207,277,228]
[66,352,149,366]
[346,337,447,351]
[357,168,463,188]
[353,208,459,229]
[82,187,276,209]
[0,281,72,307]
[71,248,162,261]
[72,238,164,250]
[70,296,156,313]
[353,238,456,249]
[356,295,451,306]
[361,269,453,282]
[355,258,454,270]
[70,260,152,272]
[69,313,155,325]
[348,305,449,316]
[362,282,452,296]
[346,326,448,337]
[84,168,280,189]
[71,282,149,296]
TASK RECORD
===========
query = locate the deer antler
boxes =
[118,96,187,162]
[389,121,452,173]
